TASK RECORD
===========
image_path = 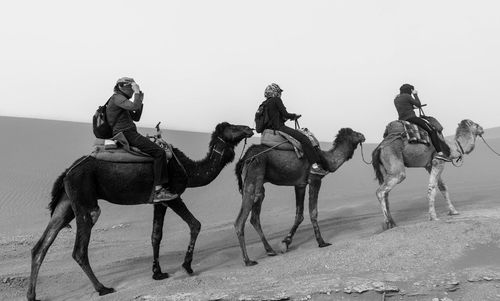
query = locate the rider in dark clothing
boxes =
[394,83,451,161]
[107,77,178,201]
[262,83,328,175]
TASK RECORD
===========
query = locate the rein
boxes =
[480,135,500,156]
[359,143,372,165]
[451,139,465,167]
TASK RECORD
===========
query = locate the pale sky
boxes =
[1,0,499,142]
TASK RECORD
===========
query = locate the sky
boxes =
[1,0,499,142]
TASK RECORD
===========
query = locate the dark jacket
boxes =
[106,92,144,135]
[394,93,421,121]
[264,97,297,130]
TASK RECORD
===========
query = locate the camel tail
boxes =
[48,156,88,217]
[372,146,385,185]
[235,158,244,194]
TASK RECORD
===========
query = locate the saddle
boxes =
[383,116,444,146]
[260,129,320,158]
[91,132,173,163]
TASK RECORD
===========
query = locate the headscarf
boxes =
[264,83,283,99]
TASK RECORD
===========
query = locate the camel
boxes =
[27,122,253,301]
[372,119,484,230]
[234,128,365,266]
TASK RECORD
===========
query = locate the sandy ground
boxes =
[3,199,500,301]
[1,117,500,301]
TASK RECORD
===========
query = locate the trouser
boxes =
[278,125,324,165]
[122,130,168,186]
[406,117,450,155]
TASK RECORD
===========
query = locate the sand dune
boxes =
[1,116,500,300]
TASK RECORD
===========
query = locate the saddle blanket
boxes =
[260,129,320,158]
[91,132,172,163]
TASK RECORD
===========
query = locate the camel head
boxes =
[212,122,254,146]
[333,128,366,149]
[455,119,484,154]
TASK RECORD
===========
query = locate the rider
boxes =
[261,83,328,175]
[394,83,451,162]
[106,77,178,201]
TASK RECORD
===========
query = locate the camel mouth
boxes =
[243,127,254,138]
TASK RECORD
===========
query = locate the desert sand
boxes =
[1,116,500,301]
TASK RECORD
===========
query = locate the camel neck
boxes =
[323,142,355,172]
[454,132,475,156]
[183,138,235,188]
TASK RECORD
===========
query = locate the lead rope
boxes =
[359,143,372,165]
[480,135,500,156]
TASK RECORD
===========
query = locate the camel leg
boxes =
[425,167,459,216]
[27,196,74,301]
[439,177,459,215]
[249,187,276,256]
[235,182,260,266]
[151,204,169,280]
[308,176,330,247]
[167,198,201,275]
[281,185,306,252]
[71,204,114,296]
[427,161,445,221]
[376,172,405,230]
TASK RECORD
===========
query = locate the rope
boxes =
[245,141,288,164]
[480,135,500,156]
[359,143,372,165]
[67,155,92,175]
[451,156,464,167]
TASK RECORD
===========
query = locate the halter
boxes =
[211,136,230,159]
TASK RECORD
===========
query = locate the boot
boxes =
[153,187,178,203]
[310,163,329,176]
[434,152,452,162]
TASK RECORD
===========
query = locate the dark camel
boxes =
[27,122,253,301]
[234,128,365,266]
[372,119,484,230]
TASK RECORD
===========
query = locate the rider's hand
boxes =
[131,82,141,94]
[294,114,302,120]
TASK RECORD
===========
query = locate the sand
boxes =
[1,116,500,301]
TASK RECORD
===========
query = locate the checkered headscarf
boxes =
[264,83,283,99]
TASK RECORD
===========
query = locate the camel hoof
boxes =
[449,210,459,216]
[98,286,115,296]
[266,250,277,256]
[318,242,332,248]
[182,262,194,275]
[279,241,290,253]
[382,221,396,231]
[152,271,170,280]
[245,260,258,266]
[429,216,439,221]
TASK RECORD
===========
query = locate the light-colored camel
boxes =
[372,119,484,230]
[234,128,365,266]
